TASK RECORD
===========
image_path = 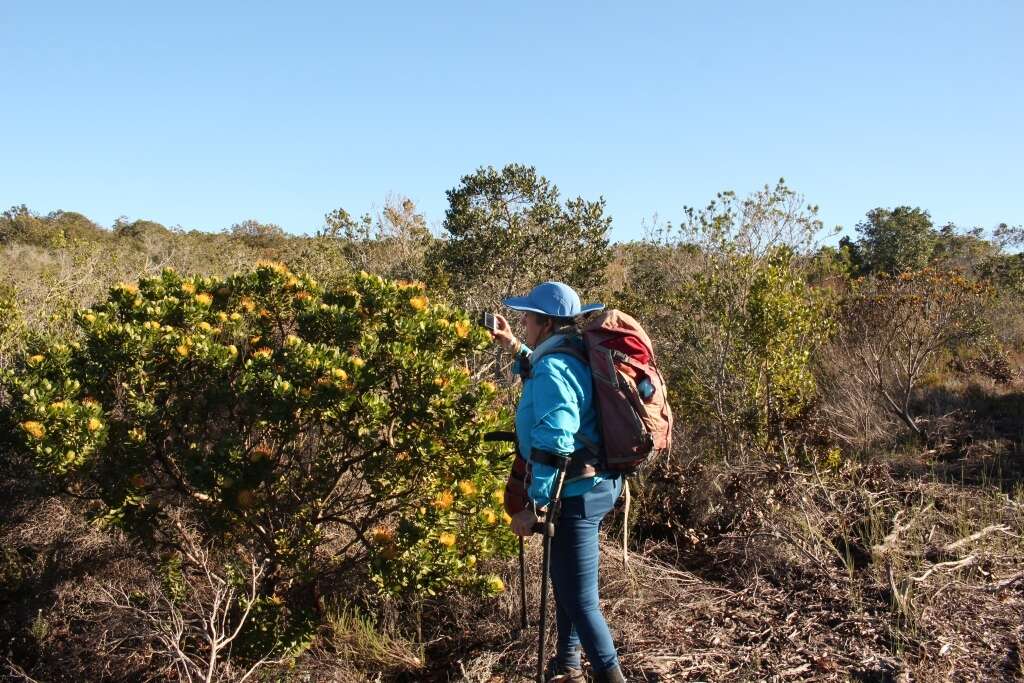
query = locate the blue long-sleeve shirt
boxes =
[513,334,604,508]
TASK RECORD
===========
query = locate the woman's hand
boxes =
[510,508,540,537]
[490,313,520,354]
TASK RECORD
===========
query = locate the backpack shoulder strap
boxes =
[522,335,587,377]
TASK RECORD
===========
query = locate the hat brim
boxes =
[502,296,606,317]
[501,296,547,314]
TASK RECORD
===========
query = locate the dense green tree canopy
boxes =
[846,206,938,275]
[428,164,612,306]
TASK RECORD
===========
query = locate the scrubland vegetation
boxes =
[2,166,1022,681]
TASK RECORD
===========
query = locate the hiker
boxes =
[490,281,627,683]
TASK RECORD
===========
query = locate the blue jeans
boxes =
[550,475,623,673]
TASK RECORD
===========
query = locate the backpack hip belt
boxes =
[530,447,598,484]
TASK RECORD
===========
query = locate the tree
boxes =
[853,206,937,275]
[428,164,612,307]
[837,269,989,439]
[114,218,172,241]
[622,181,835,461]
[309,197,433,282]
[1,206,106,247]
[226,219,287,252]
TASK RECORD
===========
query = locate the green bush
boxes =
[5,262,515,610]
[676,247,833,458]
[624,182,836,461]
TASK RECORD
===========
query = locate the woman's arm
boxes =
[525,363,580,508]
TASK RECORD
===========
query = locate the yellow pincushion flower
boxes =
[502,511,513,525]
[409,295,429,311]
[227,345,238,356]
[27,354,45,367]
[454,320,471,338]
[486,576,505,593]
[253,348,273,359]
[217,312,229,322]
[433,490,454,509]
[181,282,196,295]
[87,417,103,432]
[458,480,477,496]
[21,421,45,439]
[240,298,256,312]
[83,313,96,324]
[482,509,497,525]
[198,321,213,332]
[230,312,242,321]
[491,489,504,505]
[144,320,160,330]
[256,260,289,276]
[351,357,365,368]
[331,368,348,381]
[176,344,190,358]
[195,293,212,306]
[438,532,456,548]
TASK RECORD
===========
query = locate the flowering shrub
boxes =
[6,263,515,610]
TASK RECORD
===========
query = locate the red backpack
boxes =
[533,309,673,475]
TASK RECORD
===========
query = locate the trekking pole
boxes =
[518,537,528,631]
[534,462,569,683]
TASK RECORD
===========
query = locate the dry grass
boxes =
[435,453,1024,683]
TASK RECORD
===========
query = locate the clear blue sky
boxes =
[2,1,1021,243]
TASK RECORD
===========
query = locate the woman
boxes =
[490,281,627,683]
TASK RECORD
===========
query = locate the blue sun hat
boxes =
[502,281,605,318]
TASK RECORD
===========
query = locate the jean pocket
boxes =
[581,480,616,520]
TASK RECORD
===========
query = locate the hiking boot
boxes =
[544,657,585,683]
[591,664,626,683]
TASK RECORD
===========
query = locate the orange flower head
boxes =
[433,490,454,510]
[21,421,45,439]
